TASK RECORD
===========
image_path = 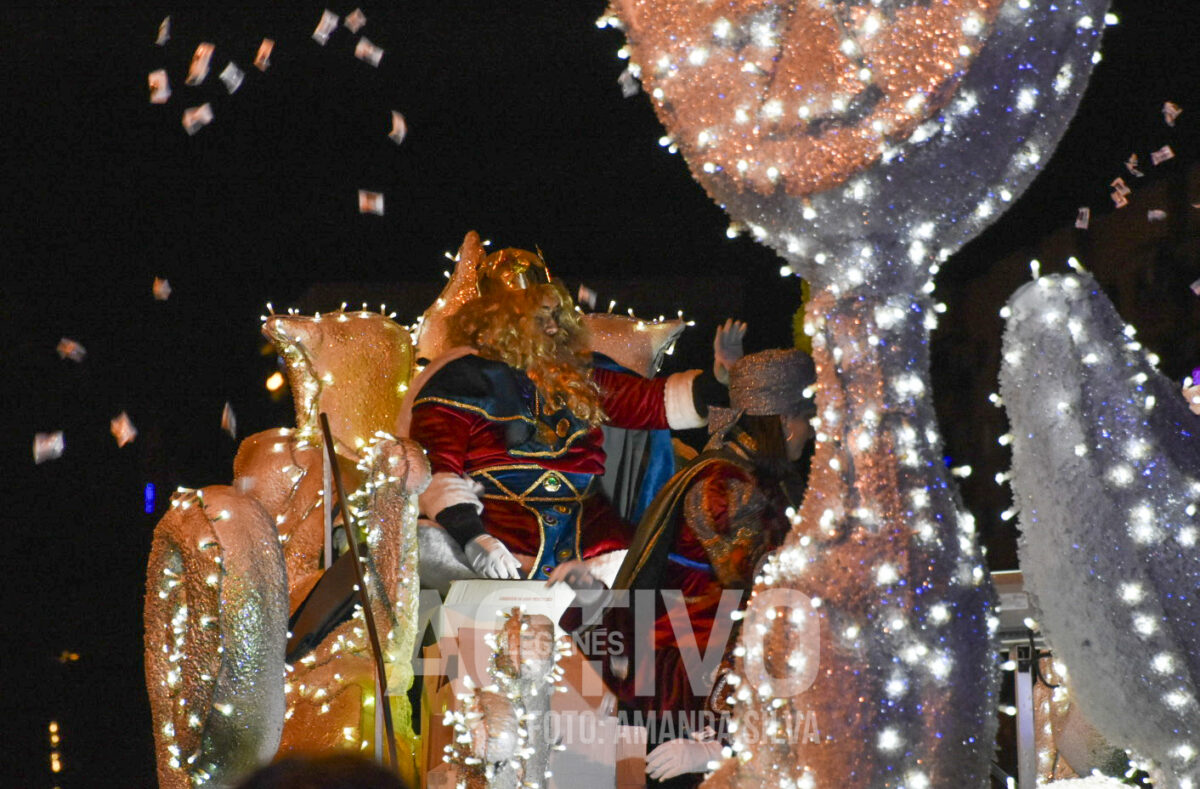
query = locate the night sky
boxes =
[4,2,1199,784]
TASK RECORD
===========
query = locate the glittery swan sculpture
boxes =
[1000,273,1199,787]
[603,0,1108,785]
[145,310,428,788]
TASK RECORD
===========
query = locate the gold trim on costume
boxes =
[468,469,592,504]
[526,500,546,580]
[468,463,546,472]
[574,497,585,564]
[411,396,536,424]
[413,397,593,459]
[466,467,591,578]
[507,426,593,459]
[521,504,584,577]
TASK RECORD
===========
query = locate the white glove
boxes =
[464,534,522,579]
[645,733,724,781]
[544,560,606,592]
[713,318,747,385]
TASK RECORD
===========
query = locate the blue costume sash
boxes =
[469,466,595,580]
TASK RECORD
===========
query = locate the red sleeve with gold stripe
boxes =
[411,402,608,476]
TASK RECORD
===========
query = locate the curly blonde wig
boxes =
[448,282,606,427]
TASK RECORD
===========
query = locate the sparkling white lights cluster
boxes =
[443,608,569,788]
[148,309,426,785]
[1000,272,1200,786]
[146,485,289,788]
[604,0,1109,292]
[277,431,426,767]
[604,0,1111,784]
[697,287,999,788]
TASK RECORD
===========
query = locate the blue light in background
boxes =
[144,483,156,514]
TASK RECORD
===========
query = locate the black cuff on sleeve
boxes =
[690,369,729,417]
[435,503,487,547]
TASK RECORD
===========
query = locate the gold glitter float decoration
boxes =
[147,310,429,786]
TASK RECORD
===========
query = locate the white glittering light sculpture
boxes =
[444,610,567,789]
[602,0,1108,785]
[1000,273,1200,787]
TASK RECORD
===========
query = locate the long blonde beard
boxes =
[522,336,605,427]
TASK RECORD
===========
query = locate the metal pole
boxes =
[323,445,333,570]
[319,413,399,770]
[1014,644,1037,789]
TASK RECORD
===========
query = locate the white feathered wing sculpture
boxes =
[999,272,1200,786]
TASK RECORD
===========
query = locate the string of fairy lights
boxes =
[999,268,1199,786]
[443,607,570,788]
[594,0,1117,786]
[36,0,1200,785]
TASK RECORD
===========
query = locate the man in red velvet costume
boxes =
[402,246,744,582]
[552,348,816,786]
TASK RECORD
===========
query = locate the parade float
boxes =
[142,1,1199,787]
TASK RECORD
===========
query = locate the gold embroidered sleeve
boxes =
[683,467,772,588]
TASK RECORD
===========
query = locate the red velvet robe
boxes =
[603,455,793,722]
[409,362,679,574]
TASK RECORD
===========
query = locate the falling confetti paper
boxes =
[1110,177,1131,196]
[110,412,138,447]
[156,16,170,46]
[219,62,244,94]
[1151,145,1175,165]
[186,43,215,86]
[153,277,172,300]
[344,8,367,33]
[358,190,384,215]
[1125,154,1143,177]
[33,432,65,464]
[56,338,86,362]
[618,68,639,98]
[1147,209,1167,222]
[1163,101,1182,127]
[254,38,274,71]
[354,37,383,67]
[221,401,237,438]
[388,111,407,145]
[312,10,338,45]
[148,70,171,104]
[1191,278,1200,297]
[1111,191,1129,209]
[1074,206,1090,229]
[577,285,598,309]
[181,103,213,135]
